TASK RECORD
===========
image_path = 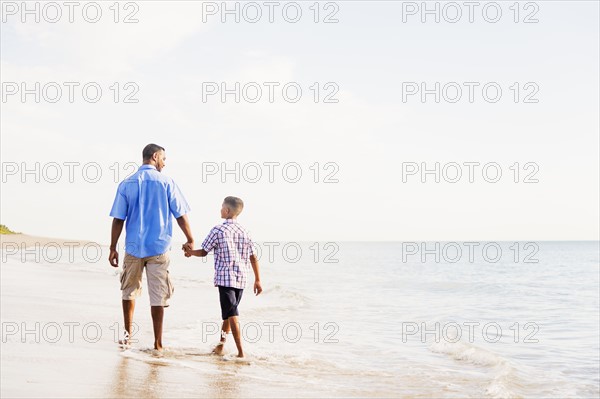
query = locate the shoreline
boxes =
[1,241,599,397]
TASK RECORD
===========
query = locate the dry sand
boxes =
[1,233,95,250]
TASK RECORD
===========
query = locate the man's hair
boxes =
[142,143,165,161]
[223,196,244,216]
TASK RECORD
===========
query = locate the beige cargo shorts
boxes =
[120,252,174,307]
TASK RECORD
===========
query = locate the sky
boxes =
[1,0,599,244]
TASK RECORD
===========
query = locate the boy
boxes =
[183,196,262,358]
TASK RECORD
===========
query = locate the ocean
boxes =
[1,241,599,398]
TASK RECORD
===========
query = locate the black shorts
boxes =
[218,286,244,320]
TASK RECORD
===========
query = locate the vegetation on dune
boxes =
[0,224,17,234]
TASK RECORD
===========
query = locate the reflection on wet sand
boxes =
[110,354,164,399]
[108,347,256,398]
[207,358,242,398]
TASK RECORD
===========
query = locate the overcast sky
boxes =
[1,1,598,243]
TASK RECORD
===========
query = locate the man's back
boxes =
[110,164,190,258]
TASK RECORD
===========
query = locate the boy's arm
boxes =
[184,227,218,258]
[250,254,262,295]
[186,248,208,257]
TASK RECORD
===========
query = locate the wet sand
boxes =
[0,242,270,398]
[1,235,366,398]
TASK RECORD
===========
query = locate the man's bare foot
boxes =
[118,331,130,347]
[236,352,244,358]
[212,341,225,355]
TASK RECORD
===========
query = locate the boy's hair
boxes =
[142,143,165,160]
[223,196,244,216]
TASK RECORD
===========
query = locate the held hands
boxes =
[254,280,263,296]
[182,241,194,257]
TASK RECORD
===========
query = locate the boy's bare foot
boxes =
[212,341,225,355]
[151,349,164,357]
[237,352,244,358]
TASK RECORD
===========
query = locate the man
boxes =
[108,143,194,351]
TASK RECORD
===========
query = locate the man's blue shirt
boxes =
[110,165,190,258]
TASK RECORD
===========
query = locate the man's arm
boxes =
[176,214,194,249]
[109,218,125,267]
[250,254,262,295]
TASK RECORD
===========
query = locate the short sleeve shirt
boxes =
[201,219,254,289]
[110,164,190,258]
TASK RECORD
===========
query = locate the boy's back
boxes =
[202,219,254,289]
[183,196,262,358]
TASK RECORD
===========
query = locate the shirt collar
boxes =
[224,219,237,224]
[140,164,157,171]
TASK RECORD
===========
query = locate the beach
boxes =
[2,0,599,397]
[1,233,96,249]
[1,236,599,398]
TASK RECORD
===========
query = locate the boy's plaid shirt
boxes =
[201,219,254,289]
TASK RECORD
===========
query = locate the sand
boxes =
[1,233,95,250]
[1,234,317,398]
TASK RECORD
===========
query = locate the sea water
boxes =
[1,241,598,398]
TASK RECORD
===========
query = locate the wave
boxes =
[429,340,519,398]
[259,284,311,309]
